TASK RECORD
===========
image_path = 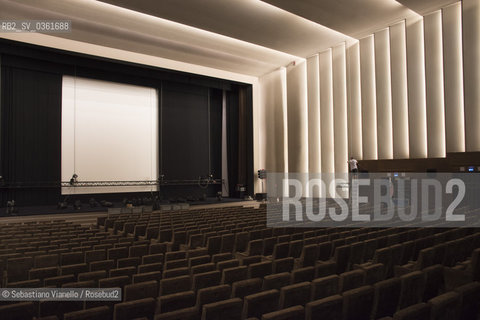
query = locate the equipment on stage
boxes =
[58,196,70,210]
[57,201,68,210]
[69,173,78,185]
[89,198,99,208]
[100,200,113,207]
[257,169,267,179]
[256,169,267,202]
[6,200,17,215]
[255,193,267,201]
[74,200,82,210]
[236,184,246,199]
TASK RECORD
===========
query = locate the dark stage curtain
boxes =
[243,86,254,196]
[226,89,239,196]
[227,85,254,197]
[161,81,210,181]
[209,88,223,180]
[159,83,225,199]
[1,65,62,206]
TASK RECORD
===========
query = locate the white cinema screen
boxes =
[61,76,158,194]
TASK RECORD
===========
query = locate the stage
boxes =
[0,197,255,218]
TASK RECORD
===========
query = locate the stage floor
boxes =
[0,198,259,224]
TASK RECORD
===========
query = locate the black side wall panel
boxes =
[161,82,210,181]
[209,88,223,180]
[227,89,239,195]
[245,85,254,197]
[226,85,254,197]
[1,66,62,205]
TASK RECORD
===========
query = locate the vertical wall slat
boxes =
[258,68,288,173]
[374,28,394,159]
[346,41,363,160]
[463,0,480,151]
[424,10,446,158]
[359,35,378,160]
[307,55,321,174]
[286,61,308,173]
[390,21,410,159]
[443,2,465,153]
[406,17,428,158]
[332,43,348,174]
[319,49,335,173]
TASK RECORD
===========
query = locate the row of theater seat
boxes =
[1,267,479,319]
[98,205,480,319]
[0,204,479,319]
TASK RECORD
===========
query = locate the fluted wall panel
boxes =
[359,35,378,160]
[307,55,321,173]
[256,1,475,185]
[424,10,446,158]
[286,61,309,173]
[443,2,465,153]
[346,41,363,160]
[390,21,410,159]
[374,28,394,159]
[319,49,335,173]
[406,17,428,158]
[258,68,288,173]
[332,44,348,174]
[463,0,480,151]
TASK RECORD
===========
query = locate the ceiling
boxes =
[260,0,417,38]
[0,0,459,77]
[395,0,460,15]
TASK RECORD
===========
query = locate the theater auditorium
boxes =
[0,0,479,319]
